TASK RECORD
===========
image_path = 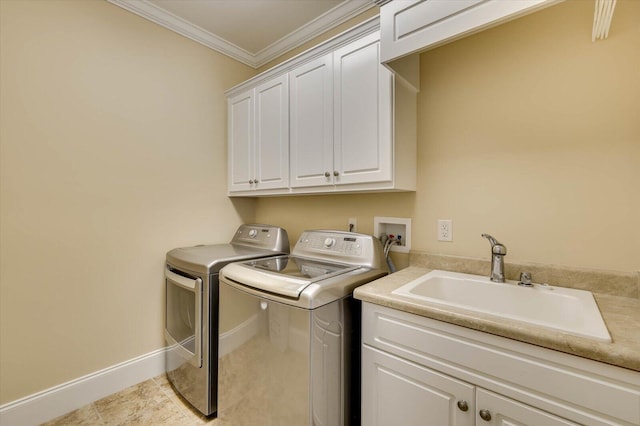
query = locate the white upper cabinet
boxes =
[228,90,253,192]
[291,33,393,189]
[226,17,417,196]
[333,32,393,186]
[254,75,289,191]
[379,0,560,90]
[289,54,334,188]
[228,75,289,193]
[380,0,560,63]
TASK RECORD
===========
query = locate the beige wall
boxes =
[255,0,640,273]
[0,0,256,403]
[1,0,638,408]
[415,0,639,271]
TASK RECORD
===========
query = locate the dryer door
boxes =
[165,267,202,368]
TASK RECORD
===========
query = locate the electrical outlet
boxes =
[438,219,452,241]
[348,218,357,233]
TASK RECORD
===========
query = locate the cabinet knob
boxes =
[324,171,331,178]
[333,171,339,177]
[479,409,492,422]
[254,179,259,184]
[249,179,254,184]
[456,400,469,412]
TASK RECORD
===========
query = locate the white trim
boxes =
[0,348,167,426]
[225,17,380,97]
[253,0,377,68]
[106,0,377,69]
[106,0,256,67]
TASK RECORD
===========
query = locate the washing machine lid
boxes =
[251,256,357,279]
[220,256,386,307]
[221,256,359,299]
[220,230,389,306]
[227,256,359,298]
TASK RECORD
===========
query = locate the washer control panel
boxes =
[292,230,387,270]
[324,237,336,248]
[297,232,362,256]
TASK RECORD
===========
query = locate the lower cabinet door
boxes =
[476,389,580,426]
[362,345,474,426]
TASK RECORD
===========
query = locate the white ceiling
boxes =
[108,0,376,68]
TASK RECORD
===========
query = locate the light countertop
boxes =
[354,266,640,372]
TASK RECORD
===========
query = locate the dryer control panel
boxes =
[232,224,290,252]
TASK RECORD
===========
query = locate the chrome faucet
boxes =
[481,234,507,283]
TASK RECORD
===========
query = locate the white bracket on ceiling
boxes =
[592,0,617,41]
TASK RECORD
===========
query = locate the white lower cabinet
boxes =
[362,346,577,426]
[476,388,578,426]
[361,302,640,426]
[363,345,474,426]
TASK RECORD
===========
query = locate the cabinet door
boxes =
[476,389,580,426]
[380,0,554,63]
[290,54,334,188]
[228,90,254,192]
[362,345,474,426]
[333,32,393,186]
[254,74,289,190]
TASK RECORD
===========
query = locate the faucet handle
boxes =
[518,272,533,287]
[481,234,507,255]
[481,233,498,246]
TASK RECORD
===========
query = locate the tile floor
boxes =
[41,375,218,426]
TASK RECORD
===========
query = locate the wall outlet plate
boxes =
[438,219,453,242]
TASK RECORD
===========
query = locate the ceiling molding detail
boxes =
[252,1,376,67]
[107,0,255,65]
[226,16,380,97]
[107,0,377,69]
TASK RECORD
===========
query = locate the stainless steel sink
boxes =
[391,270,611,342]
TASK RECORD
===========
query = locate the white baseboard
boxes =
[2,314,284,425]
[0,347,167,426]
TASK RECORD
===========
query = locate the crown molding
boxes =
[225,16,380,97]
[252,0,377,68]
[107,0,255,66]
[107,0,377,69]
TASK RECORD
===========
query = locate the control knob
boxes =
[324,237,336,248]
[248,229,258,239]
